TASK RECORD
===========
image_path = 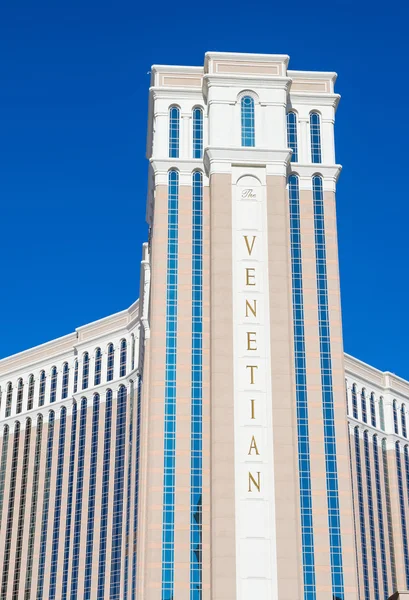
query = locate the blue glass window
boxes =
[97,389,113,599]
[162,169,179,600]
[354,427,369,600]
[39,371,46,407]
[192,107,203,159]
[396,442,409,586]
[61,402,77,600]
[50,366,57,403]
[131,335,135,371]
[310,112,322,163]
[287,111,298,162]
[120,339,127,378]
[363,430,379,598]
[84,394,100,599]
[94,348,102,386]
[393,400,399,434]
[382,438,397,588]
[107,343,114,382]
[379,397,385,431]
[73,359,78,393]
[36,410,55,599]
[402,405,407,438]
[48,407,67,600]
[169,106,180,158]
[24,415,43,597]
[124,384,134,600]
[361,389,367,423]
[352,384,358,419]
[16,379,23,414]
[190,171,203,600]
[70,398,87,598]
[0,426,10,529]
[370,393,377,428]
[1,421,21,598]
[132,375,143,598]
[5,383,12,418]
[82,352,90,390]
[109,385,127,598]
[289,174,316,598]
[241,96,255,147]
[313,174,344,597]
[11,418,32,597]
[373,435,389,599]
[27,375,35,410]
[61,363,69,399]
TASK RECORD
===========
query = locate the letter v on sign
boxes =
[243,235,256,256]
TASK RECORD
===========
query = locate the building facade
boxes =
[0,51,407,600]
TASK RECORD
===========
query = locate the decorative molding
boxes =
[203,147,291,178]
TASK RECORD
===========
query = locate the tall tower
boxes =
[137,52,358,600]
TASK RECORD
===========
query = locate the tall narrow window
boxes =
[379,397,385,431]
[83,394,100,599]
[73,359,78,393]
[393,400,399,434]
[382,438,397,588]
[82,352,90,390]
[192,107,203,159]
[16,379,23,414]
[11,418,32,599]
[287,111,298,162]
[61,402,77,600]
[107,343,114,382]
[403,405,408,438]
[370,393,377,428]
[61,363,69,399]
[363,430,379,598]
[352,383,358,419]
[120,339,127,378]
[94,348,102,386]
[131,335,135,371]
[373,435,389,600]
[132,375,143,598]
[289,173,316,594]
[0,426,10,530]
[124,383,134,599]
[345,380,349,415]
[39,371,46,406]
[70,398,87,599]
[27,375,35,411]
[354,427,370,600]
[396,442,409,586]
[310,111,322,163]
[5,383,12,418]
[1,421,21,598]
[361,389,367,423]
[24,415,43,597]
[97,390,113,599]
[241,95,255,147]
[36,410,55,599]
[110,386,127,599]
[50,366,57,403]
[169,106,180,158]
[48,407,67,600]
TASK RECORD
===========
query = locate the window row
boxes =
[1,339,133,418]
[347,383,385,430]
[393,399,409,439]
[286,110,322,163]
[169,106,204,159]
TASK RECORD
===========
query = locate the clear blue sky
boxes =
[1,0,408,378]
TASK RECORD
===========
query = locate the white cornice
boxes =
[150,87,203,100]
[288,91,341,110]
[150,158,208,186]
[151,65,203,74]
[203,147,291,178]
[290,164,342,191]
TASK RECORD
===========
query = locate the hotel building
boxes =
[0,51,408,600]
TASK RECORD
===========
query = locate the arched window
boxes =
[402,404,407,438]
[379,397,385,431]
[287,111,298,162]
[107,343,114,382]
[27,374,35,411]
[73,359,78,393]
[5,382,12,418]
[370,393,377,428]
[50,366,57,403]
[169,106,180,158]
[361,389,367,423]
[241,95,255,147]
[310,111,322,163]
[94,348,102,386]
[82,352,90,390]
[345,380,349,415]
[354,426,370,598]
[352,384,358,419]
[39,371,46,406]
[16,378,24,414]
[120,339,127,378]
[192,107,203,159]
[131,335,135,371]
[393,400,399,434]
[61,363,69,399]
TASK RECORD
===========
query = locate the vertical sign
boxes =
[232,173,278,600]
